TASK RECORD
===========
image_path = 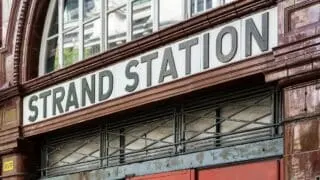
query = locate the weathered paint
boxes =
[284,82,320,119]
[198,160,279,180]
[45,138,283,180]
[285,118,320,180]
[127,169,195,180]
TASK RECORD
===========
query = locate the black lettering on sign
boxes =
[99,70,114,101]
[66,82,79,112]
[52,87,65,116]
[216,26,238,63]
[179,38,199,75]
[125,60,140,92]
[81,75,96,107]
[245,12,269,57]
[141,52,158,87]
[159,47,178,83]
[39,90,51,118]
[28,95,38,122]
[203,33,210,70]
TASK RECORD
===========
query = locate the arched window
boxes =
[39,0,235,75]
[0,0,13,47]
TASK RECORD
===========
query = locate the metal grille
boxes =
[182,88,278,152]
[105,110,175,166]
[41,86,281,177]
[184,107,217,150]
[43,128,101,176]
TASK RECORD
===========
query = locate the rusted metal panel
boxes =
[127,169,195,180]
[45,139,283,180]
[285,150,320,180]
[198,160,279,180]
[292,119,320,153]
[306,84,320,115]
[284,86,306,119]
[284,118,320,155]
[284,123,294,155]
[288,2,320,31]
[284,118,320,180]
[284,80,320,120]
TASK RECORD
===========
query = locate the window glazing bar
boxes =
[128,0,132,42]
[194,0,198,15]
[153,0,159,31]
[101,0,106,51]
[84,16,100,24]
[58,0,64,68]
[183,0,188,20]
[62,26,78,34]
[47,34,59,41]
[79,0,84,61]
[107,4,126,13]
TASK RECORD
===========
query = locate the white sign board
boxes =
[23,7,278,125]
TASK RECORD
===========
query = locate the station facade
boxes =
[0,0,319,179]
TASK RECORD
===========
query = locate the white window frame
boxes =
[39,0,57,75]
[190,0,236,17]
[39,0,236,76]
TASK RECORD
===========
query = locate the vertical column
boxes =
[1,153,27,180]
[276,0,320,179]
[283,80,320,180]
[0,98,30,179]
[0,0,2,47]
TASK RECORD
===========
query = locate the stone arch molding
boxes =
[19,0,50,83]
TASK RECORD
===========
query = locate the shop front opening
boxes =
[39,85,282,178]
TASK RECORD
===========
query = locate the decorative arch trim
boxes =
[0,0,20,88]
[20,0,50,83]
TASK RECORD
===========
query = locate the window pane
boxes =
[46,132,100,175]
[84,19,101,58]
[84,0,101,20]
[159,0,184,29]
[124,116,174,162]
[63,30,79,66]
[209,0,220,9]
[225,0,235,4]
[1,0,13,44]
[107,6,127,49]
[192,0,220,16]
[191,0,195,15]
[220,95,272,145]
[197,0,204,12]
[106,130,121,166]
[108,0,127,11]
[184,108,217,151]
[206,0,212,9]
[205,0,220,9]
[105,114,174,165]
[46,37,60,73]
[132,0,152,40]
[64,0,79,30]
[49,1,59,37]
